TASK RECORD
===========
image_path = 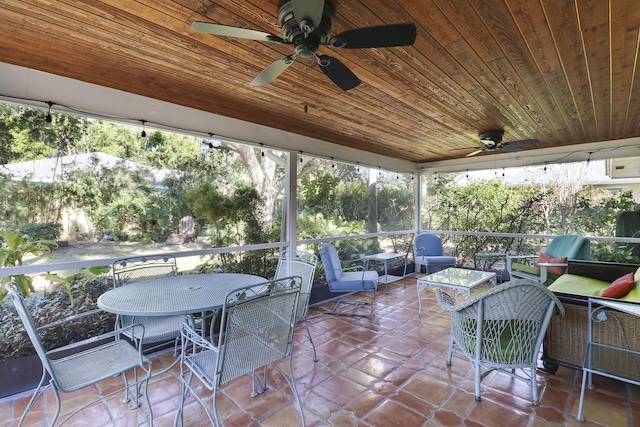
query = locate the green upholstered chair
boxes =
[506,234,591,284]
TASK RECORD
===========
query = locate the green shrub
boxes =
[16,223,62,242]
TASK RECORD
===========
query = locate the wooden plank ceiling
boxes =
[0,0,639,164]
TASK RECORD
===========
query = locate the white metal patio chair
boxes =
[320,243,379,317]
[436,279,564,405]
[173,276,305,427]
[275,249,319,362]
[5,282,153,427]
[111,255,184,354]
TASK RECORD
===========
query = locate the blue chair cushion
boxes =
[415,255,457,266]
[330,271,379,292]
[414,233,445,256]
[320,243,343,283]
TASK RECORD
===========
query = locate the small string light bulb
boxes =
[140,120,148,144]
[45,101,53,129]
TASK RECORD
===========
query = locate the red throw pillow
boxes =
[602,272,636,298]
[536,252,568,276]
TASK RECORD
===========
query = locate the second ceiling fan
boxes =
[466,130,540,157]
[192,0,417,91]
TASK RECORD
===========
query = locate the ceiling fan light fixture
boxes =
[479,129,505,146]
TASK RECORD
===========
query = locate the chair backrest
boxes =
[437,280,564,365]
[546,234,591,261]
[112,255,177,287]
[414,232,445,257]
[275,250,317,321]
[216,276,301,385]
[5,282,58,384]
[320,243,343,283]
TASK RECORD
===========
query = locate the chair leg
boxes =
[142,360,154,426]
[530,367,540,405]
[19,371,48,427]
[304,319,318,362]
[327,292,375,317]
[446,338,454,366]
[474,364,482,401]
[271,356,306,426]
[250,366,268,397]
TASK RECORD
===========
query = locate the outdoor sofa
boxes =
[542,260,640,376]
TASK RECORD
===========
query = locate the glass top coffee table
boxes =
[416,267,496,315]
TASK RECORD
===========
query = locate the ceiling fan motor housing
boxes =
[278,0,335,58]
[479,129,505,147]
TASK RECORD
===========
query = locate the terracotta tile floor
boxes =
[2,275,639,426]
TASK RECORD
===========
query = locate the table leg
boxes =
[383,260,390,293]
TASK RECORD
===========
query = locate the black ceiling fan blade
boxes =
[192,22,285,44]
[250,55,296,86]
[292,0,325,34]
[317,55,361,91]
[329,23,417,49]
[508,138,540,146]
[501,145,522,153]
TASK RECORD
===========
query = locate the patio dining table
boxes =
[97,272,268,317]
[97,272,269,383]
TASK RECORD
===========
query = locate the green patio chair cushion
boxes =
[548,267,640,303]
[511,262,561,281]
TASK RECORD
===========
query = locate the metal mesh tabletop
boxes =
[98,273,267,316]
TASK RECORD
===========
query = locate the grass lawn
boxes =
[22,240,207,291]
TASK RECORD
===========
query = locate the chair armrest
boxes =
[537,262,568,283]
[506,255,539,261]
[537,262,568,268]
[36,308,104,332]
[47,322,146,357]
[182,322,217,352]
[505,255,539,274]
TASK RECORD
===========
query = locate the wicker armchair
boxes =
[436,279,564,405]
[174,276,304,427]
